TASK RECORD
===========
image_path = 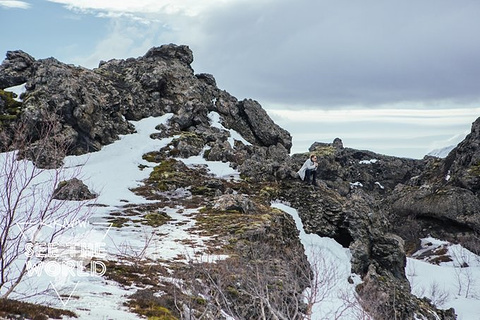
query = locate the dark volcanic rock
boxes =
[282,138,460,319]
[53,178,97,200]
[379,117,480,254]
[294,140,425,196]
[0,44,291,172]
[390,185,480,232]
[0,50,35,88]
[444,117,480,193]
[237,99,292,150]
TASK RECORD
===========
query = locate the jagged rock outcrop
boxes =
[212,194,258,214]
[382,118,480,254]
[0,50,35,88]
[0,45,291,171]
[444,117,480,192]
[292,139,425,196]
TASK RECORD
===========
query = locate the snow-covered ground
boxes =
[0,114,243,318]
[2,109,479,319]
[407,237,480,320]
[271,202,367,320]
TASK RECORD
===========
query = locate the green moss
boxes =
[259,185,279,200]
[468,161,480,176]
[158,131,205,158]
[142,151,164,163]
[310,145,336,158]
[175,131,203,143]
[142,212,170,227]
[226,286,240,297]
[195,209,272,239]
[148,159,180,190]
[107,216,130,228]
[0,114,18,121]
[0,298,77,319]
[193,296,207,305]
[145,306,177,320]
[203,148,211,159]
[0,89,23,123]
[190,185,217,196]
[149,159,177,181]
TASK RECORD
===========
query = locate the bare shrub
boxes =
[428,282,450,307]
[0,112,91,299]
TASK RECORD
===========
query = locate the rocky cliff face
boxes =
[1,45,471,319]
[280,141,458,319]
[382,118,480,255]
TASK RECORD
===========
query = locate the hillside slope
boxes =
[2,45,478,319]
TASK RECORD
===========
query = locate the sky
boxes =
[1,0,480,158]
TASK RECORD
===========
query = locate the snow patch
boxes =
[350,181,363,189]
[374,181,385,189]
[176,146,241,180]
[359,159,378,164]
[271,201,366,319]
[208,111,252,147]
[4,82,27,102]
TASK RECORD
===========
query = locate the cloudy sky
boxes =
[1,0,480,158]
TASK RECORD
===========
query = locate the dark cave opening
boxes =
[334,227,354,248]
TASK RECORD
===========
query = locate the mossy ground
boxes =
[310,145,336,158]
[468,161,480,176]
[0,298,77,320]
[0,89,23,125]
[94,144,298,319]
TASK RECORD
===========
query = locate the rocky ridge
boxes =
[1,44,477,319]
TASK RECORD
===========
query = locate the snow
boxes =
[208,111,252,147]
[350,181,363,189]
[374,181,385,189]
[0,114,234,318]
[407,237,480,320]
[271,202,367,319]
[64,114,176,207]
[177,146,240,180]
[359,159,378,164]
[445,170,451,181]
[4,83,27,102]
[428,145,455,159]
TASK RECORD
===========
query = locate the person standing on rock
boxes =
[298,154,318,186]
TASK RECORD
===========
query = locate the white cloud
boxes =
[70,19,160,68]
[0,0,30,9]
[45,0,480,109]
[46,0,244,16]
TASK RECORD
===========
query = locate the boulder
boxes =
[0,50,35,88]
[213,194,257,214]
[53,178,97,201]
